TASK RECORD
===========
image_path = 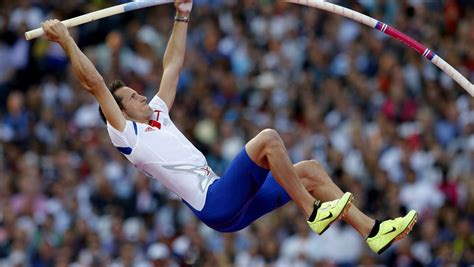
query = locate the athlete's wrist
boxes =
[175,12,190,23]
[59,35,74,48]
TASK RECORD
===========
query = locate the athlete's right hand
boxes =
[175,0,192,16]
[42,19,70,43]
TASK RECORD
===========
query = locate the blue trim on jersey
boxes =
[133,121,138,135]
[114,121,137,155]
[116,146,132,155]
[183,148,291,232]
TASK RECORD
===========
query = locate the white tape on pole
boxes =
[25,0,173,40]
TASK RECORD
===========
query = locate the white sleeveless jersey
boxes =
[106,96,218,211]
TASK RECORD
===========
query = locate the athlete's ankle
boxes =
[367,219,381,239]
[307,199,321,222]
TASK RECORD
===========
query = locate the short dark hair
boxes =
[99,80,126,123]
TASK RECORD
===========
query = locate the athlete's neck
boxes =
[125,108,153,124]
[144,107,154,121]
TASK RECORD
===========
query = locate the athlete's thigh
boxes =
[214,147,270,196]
[216,173,291,232]
[194,148,270,227]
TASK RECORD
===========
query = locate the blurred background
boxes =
[0,0,473,266]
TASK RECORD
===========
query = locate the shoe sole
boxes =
[319,193,354,235]
[377,212,417,254]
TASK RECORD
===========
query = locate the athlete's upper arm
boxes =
[93,82,126,131]
[156,68,178,110]
[107,119,138,149]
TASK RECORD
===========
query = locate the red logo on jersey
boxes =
[148,110,162,129]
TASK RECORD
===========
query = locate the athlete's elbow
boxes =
[81,75,105,94]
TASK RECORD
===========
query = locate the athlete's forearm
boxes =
[157,15,189,108]
[60,35,105,93]
[162,16,188,73]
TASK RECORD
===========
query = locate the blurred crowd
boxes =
[1,0,474,266]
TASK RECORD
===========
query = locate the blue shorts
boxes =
[183,148,291,232]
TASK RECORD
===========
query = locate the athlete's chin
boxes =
[144,105,152,112]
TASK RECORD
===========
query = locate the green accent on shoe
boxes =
[366,210,418,254]
[307,192,353,235]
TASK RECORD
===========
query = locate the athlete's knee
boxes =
[298,160,331,185]
[306,159,323,171]
[256,128,284,152]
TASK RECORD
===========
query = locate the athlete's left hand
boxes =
[175,0,192,16]
[42,19,70,44]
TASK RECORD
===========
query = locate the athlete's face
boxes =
[114,86,153,122]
